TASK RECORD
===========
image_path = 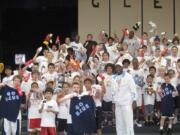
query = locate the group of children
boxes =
[0,29,180,135]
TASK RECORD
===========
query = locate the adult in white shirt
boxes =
[112,62,137,135]
[123,31,140,57]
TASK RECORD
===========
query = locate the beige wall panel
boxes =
[143,0,173,37]
[175,0,180,35]
[78,0,109,42]
[79,0,176,41]
[111,0,141,37]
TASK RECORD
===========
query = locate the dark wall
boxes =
[0,0,78,66]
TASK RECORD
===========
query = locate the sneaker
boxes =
[134,120,142,127]
[160,129,164,135]
[167,128,172,135]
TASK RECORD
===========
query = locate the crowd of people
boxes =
[0,26,180,135]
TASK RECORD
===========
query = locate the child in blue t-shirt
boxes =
[158,73,178,135]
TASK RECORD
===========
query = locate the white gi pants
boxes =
[3,118,17,135]
[115,104,134,135]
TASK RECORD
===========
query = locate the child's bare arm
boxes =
[0,83,5,89]
[46,108,58,114]
[39,102,44,113]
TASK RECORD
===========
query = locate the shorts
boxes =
[102,101,112,111]
[96,107,103,130]
[67,124,83,135]
[57,118,67,132]
[161,112,174,118]
[161,104,174,118]
[144,105,154,116]
[40,127,56,135]
[28,118,41,132]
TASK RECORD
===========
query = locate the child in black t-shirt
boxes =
[158,73,178,135]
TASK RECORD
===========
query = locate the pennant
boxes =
[24,59,33,67]
[91,45,97,57]
[43,33,53,46]
[16,85,23,96]
[122,28,129,36]
[43,34,50,46]
[70,59,80,69]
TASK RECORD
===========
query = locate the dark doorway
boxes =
[0,1,77,67]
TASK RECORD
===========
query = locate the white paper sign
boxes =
[15,54,26,65]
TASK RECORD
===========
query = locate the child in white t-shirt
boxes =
[48,44,59,63]
[27,82,43,134]
[33,48,49,73]
[39,88,58,135]
[143,74,157,127]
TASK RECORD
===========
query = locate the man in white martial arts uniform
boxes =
[112,62,137,135]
